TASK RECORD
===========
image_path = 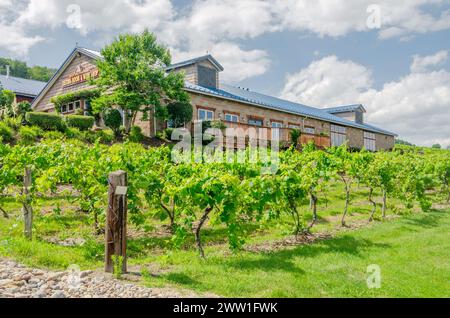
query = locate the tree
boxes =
[103,108,123,136]
[167,102,193,128]
[92,30,190,132]
[14,101,32,118]
[0,88,15,118]
[432,144,442,149]
[0,57,56,81]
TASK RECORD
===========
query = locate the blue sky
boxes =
[0,0,449,147]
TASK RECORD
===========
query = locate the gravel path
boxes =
[0,259,205,298]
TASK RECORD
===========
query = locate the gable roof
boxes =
[324,104,367,114]
[166,54,224,72]
[0,74,46,97]
[32,47,396,137]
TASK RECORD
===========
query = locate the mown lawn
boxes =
[0,183,449,298]
[140,209,450,298]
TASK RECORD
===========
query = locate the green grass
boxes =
[140,209,450,298]
[0,182,449,297]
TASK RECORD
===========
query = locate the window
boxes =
[60,100,82,114]
[248,117,263,127]
[225,113,239,123]
[271,121,283,140]
[288,124,300,129]
[198,108,214,121]
[364,131,376,151]
[304,126,315,135]
[331,124,347,146]
[271,121,283,128]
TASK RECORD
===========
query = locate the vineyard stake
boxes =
[22,167,33,240]
[105,170,128,274]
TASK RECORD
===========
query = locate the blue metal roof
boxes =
[185,82,396,136]
[324,104,367,114]
[0,74,46,97]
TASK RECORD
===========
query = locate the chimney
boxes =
[6,65,10,79]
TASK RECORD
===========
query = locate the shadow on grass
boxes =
[230,235,390,272]
[402,210,448,230]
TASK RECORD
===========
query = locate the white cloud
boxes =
[281,56,373,107]
[280,53,450,148]
[0,24,44,56]
[411,50,448,73]
[172,42,270,83]
[275,0,450,39]
[16,0,175,35]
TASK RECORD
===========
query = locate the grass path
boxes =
[141,209,450,298]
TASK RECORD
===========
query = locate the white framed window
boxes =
[225,113,239,123]
[271,121,283,140]
[288,124,300,129]
[248,117,263,127]
[271,121,283,128]
[331,124,347,146]
[60,100,82,114]
[364,131,376,151]
[304,126,316,135]
[198,108,214,121]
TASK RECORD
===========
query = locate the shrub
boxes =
[82,129,114,144]
[42,131,65,140]
[103,109,122,136]
[18,126,43,145]
[14,101,32,117]
[167,102,193,127]
[290,129,301,147]
[2,116,22,131]
[65,115,95,131]
[128,126,144,143]
[25,112,65,131]
[164,128,174,140]
[96,129,115,144]
[0,122,13,142]
[65,127,83,139]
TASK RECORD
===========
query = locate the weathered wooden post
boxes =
[23,167,33,240]
[105,170,128,274]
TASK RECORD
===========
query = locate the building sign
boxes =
[63,67,99,87]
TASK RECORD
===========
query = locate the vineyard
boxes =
[0,138,449,297]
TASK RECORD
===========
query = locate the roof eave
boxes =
[185,86,396,137]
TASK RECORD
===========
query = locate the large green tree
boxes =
[92,30,190,132]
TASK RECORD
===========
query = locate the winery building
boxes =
[32,47,396,151]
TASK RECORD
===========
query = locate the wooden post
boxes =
[22,167,33,240]
[105,171,128,274]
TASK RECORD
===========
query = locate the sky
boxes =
[0,0,449,147]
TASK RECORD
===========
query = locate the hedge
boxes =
[65,115,95,131]
[0,122,13,142]
[25,112,66,131]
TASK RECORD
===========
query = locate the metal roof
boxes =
[185,83,396,136]
[0,74,46,97]
[324,104,367,114]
